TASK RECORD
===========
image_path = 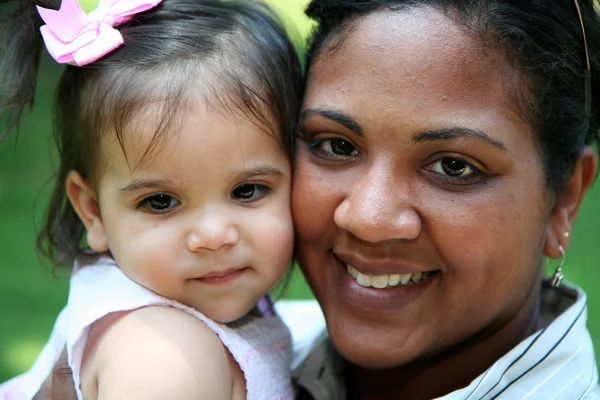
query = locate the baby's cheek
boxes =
[267,217,294,265]
[120,228,183,296]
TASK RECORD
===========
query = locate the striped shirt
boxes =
[287,280,600,400]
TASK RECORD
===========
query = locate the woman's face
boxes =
[293,7,550,368]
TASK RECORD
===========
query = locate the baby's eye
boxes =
[138,194,180,213]
[231,184,270,202]
[309,138,359,158]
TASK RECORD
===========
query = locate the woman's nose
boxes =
[186,213,240,252]
[333,167,422,243]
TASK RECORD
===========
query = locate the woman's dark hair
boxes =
[0,0,303,267]
[305,0,600,191]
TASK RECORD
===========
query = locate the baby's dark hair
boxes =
[0,0,303,267]
[305,0,600,192]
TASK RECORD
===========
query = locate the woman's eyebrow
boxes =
[413,127,507,150]
[301,108,364,136]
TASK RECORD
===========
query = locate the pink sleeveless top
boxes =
[0,258,294,400]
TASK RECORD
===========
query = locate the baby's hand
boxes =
[32,346,77,400]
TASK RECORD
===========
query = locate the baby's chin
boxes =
[185,296,259,324]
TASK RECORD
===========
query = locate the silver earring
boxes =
[550,245,566,288]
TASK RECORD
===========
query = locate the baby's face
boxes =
[91,100,293,323]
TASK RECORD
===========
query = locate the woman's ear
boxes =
[65,170,109,253]
[545,146,597,258]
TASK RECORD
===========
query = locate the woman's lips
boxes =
[331,252,439,312]
[195,267,248,285]
[333,249,438,277]
[346,265,434,288]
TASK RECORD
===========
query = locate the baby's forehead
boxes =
[92,67,284,166]
[96,93,287,176]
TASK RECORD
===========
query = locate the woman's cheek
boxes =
[293,159,347,239]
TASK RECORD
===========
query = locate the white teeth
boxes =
[371,275,388,289]
[347,265,359,278]
[400,274,411,285]
[356,272,372,287]
[411,272,422,283]
[346,265,432,289]
[388,274,401,286]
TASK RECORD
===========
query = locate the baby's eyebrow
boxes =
[231,165,283,181]
[119,178,177,192]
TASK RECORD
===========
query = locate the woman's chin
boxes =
[328,320,426,369]
[335,341,415,370]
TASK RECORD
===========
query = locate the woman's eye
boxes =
[309,138,359,158]
[426,157,483,182]
[231,184,270,202]
[138,194,180,213]
[438,158,469,176]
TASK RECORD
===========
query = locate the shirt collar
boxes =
[441,280,598,400]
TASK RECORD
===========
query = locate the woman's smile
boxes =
[344,266,435,289]
[334,248,439,286]
[332,250,440,312]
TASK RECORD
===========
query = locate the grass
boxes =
[1,0,599,383]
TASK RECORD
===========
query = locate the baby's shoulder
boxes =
[98,306,223,351]
[86,306,234,399]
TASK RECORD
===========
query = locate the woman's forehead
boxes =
[307,8,515,105]
[303,7,525,140]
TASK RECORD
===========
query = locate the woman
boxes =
[43,0,600,398]
[290,0,600,398]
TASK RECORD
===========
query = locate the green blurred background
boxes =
[0,0,598,384]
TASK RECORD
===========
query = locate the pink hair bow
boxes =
[37,0,163,66]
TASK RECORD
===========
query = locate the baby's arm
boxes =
[89,306,233,400]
